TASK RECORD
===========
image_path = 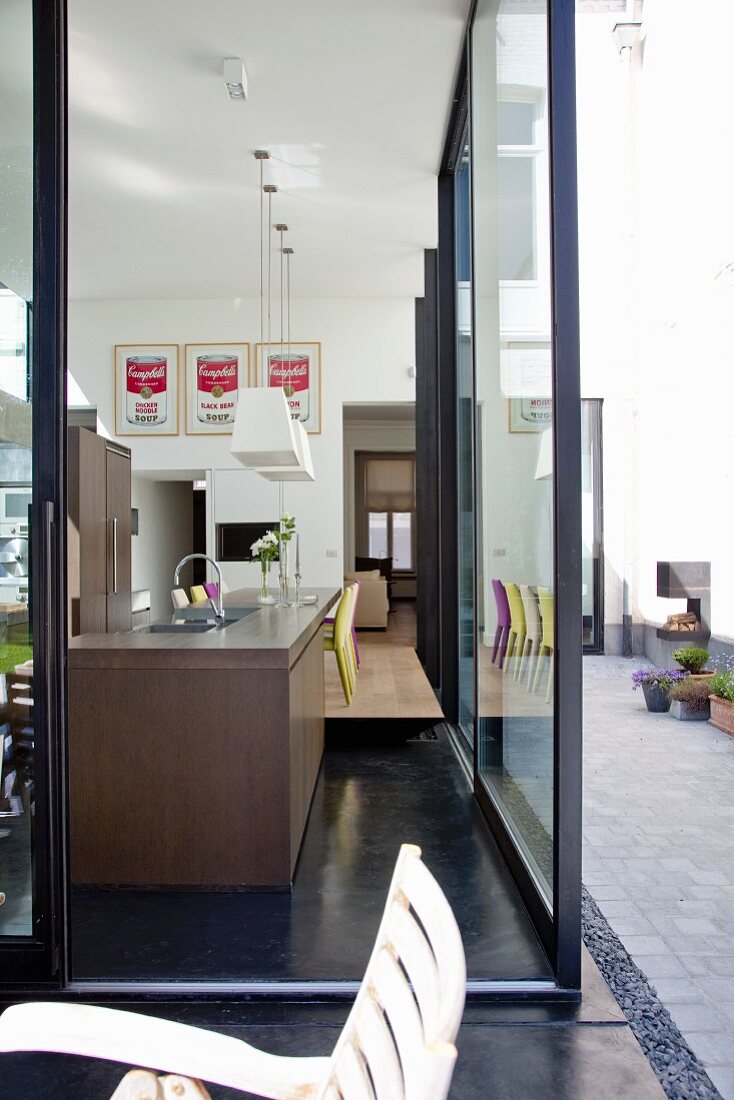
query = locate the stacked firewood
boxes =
[664,612,699,633]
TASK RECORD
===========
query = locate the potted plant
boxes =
[632,668,686,713]
[672,646,711,677]
[708,659,734,736]
[668,675,713,721]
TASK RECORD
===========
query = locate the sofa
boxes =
[344,570,389,630]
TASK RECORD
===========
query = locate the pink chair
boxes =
[491,579,511,668]
[203,582,219,600]
[324,579,361,668]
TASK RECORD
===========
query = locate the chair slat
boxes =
[353,994,404,1100]
[333,1040,375,1100]
[398,857,466,1042]
[110,1069,164,1100]
[385,903,440,1039]
[160,1076,212,1099]
[369,948,424,1086]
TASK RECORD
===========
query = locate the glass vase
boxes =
[278,541,291,606]
[258,561,275,605]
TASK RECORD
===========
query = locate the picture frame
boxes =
[508,396,552,433]
[256,341,322,435]
[184,343,250,435]
[114,344,179,436]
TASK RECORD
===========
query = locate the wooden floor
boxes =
[325,600,444,721]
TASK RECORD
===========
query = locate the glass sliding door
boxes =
[472,0,555,903]
[0,0,36,941]
[0,0,66,985]
[455,130,476,751]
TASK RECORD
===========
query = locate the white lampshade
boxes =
[256,420,315,482]
[229,387,300,468]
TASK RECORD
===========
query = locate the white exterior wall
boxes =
[68,297,416,594]
[577,2,734,650]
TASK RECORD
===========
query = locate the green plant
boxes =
[668,676,713,712]
[709,659,734,703]
[672,646,711,674]
[279,512,296,543]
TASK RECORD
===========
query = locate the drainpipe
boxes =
[613,4,642,657]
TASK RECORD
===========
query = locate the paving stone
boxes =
[650,979,708,1004]
[705,1064,734,1100]
[624,934,672,956]
[679,1032,734,1067]
[670,1004,727,1032]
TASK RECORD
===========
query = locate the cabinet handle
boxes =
[111,517,118,595]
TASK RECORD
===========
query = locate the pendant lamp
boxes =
[257,419,315,482]
[230,386,301,468]
[230,153,300,471]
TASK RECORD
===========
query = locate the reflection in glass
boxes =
[473,0,554,900]
[0,0,34,936]
[582,400,603,651]
[456,131,475,750]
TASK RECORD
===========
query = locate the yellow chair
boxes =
[190,585,207,604]
[503,583,527,680]
[324,585,358,704]
[533,586,554,702]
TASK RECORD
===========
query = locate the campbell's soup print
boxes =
[268,353,310,422]
[196,354,239,424]
[126,356,167,425]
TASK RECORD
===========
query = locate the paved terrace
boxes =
[584,656,734,1098]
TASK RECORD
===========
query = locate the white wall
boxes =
[130,476,193,620]
[576,3,734,648]
[68,297,416,590]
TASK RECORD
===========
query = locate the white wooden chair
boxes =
[0,843,466,1100]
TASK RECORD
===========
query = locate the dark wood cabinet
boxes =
[68,428,132,636]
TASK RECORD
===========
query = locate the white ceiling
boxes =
[68,0,469,301]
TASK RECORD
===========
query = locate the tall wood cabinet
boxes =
[68,428,132,636]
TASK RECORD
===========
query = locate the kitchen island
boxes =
[68,587,339,891]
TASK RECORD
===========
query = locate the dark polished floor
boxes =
[71,731,552,983]
[0,964,664,1100]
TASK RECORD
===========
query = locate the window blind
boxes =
[364,456,416,512]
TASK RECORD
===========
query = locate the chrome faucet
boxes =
[173,554,225,624]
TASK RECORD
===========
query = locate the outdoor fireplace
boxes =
[656,561,711,644]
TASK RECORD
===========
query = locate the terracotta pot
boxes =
[709,695,734,736]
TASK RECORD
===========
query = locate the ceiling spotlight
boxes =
[223,57,248,100]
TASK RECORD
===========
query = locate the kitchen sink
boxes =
[145,622,215,634]
[171,607,260,624]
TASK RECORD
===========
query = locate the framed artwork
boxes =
[114,344,179,436]
[256,341,322,435]
[508,396,552,433]
[184,343,250,435]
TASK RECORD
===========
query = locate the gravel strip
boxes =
[583,887,722,1100]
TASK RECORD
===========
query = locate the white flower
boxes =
[250,538,264,555]
[263,531,279,546]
